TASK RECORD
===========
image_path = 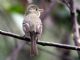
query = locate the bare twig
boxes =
[59,0,80,13]
[69,0,80,59]
[61,0,70,8]
[70,0,79,44]
[0,30,80,51]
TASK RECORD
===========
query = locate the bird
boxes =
[23,4,43,56]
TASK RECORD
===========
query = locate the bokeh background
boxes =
[0,0,80,60]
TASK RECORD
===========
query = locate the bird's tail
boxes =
[30,32,38,56]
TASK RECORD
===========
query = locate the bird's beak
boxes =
[39,9,44,12]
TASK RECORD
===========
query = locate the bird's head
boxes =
[27,4,43,17]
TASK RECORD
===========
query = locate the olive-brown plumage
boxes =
[23,4,43,56]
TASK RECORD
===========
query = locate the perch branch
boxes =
[0,30,80,51]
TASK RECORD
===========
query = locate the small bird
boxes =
[23,4,43,56]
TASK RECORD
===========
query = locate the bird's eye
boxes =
[36,9,37,10]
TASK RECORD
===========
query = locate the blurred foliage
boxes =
[51,4,71,31]
[8,4,24,13]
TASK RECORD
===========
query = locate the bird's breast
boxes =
[27,14,42,33]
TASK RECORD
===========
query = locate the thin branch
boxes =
[61,0,70,8]
[59,0,80,13]
[69,0,80,59]
[0,30,80,51]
